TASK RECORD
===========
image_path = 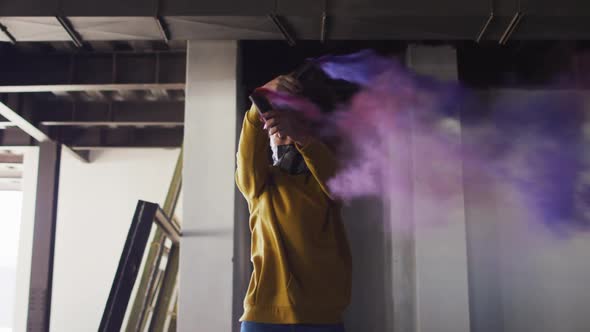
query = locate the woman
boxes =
[235,74,352,332]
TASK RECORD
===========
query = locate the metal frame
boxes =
[56,16,85,49]
[269,14,296,46]
[475,0,494,43]
[155,16,171,43]
[499,0,523,45]
[122,149,183,332]
[320,0,328,43]
[149,149,183,331]
[0,21,17,44]
[499,11,524,45]
[476,11,494,43]
[99,200,181,332]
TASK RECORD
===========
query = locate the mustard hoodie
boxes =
[236,105,352,324]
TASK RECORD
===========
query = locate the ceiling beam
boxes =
[0,0,275,16]
[1,0,590,41]
[58,127,183,149]
[0,128,33,146]
[0,152,24,164]
[0,101,89,162]
[40,121,183,127]
[0,51,186,88]
[34,100,184,123]
[146,89,170,101]
[0,121,14,129]
[0,83,185,93]
[1,127,183,149]
[0,101,49,142]
[51,91,74,100]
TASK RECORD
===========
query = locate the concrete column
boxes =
[26,141,61,332]
[406,45,471,332]
[179,41,237,332]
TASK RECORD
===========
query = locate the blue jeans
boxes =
[241,322,345,332]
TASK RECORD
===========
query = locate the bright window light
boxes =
[0,190,23,332]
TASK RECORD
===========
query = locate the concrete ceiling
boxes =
[1,0,589,158]
[0,0,589,42]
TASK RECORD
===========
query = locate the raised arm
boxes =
[296,137,339,199]
[235,105,270,200]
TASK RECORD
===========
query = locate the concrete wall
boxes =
[341,198,394,331]
[179,41,237,332]
[49,148,179,332]
[174,44,590,332]
[465,158,590,332]
[464,91,590,332]
[408,45,471,332]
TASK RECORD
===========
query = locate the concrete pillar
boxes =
[179,41,237,332]
[27,141,61,332]
[406,45,471,332]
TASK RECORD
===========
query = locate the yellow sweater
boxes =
[236,106,352,324]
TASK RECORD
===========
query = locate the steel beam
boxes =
[0,100,89,162]
[0,128,34,146]
[0,150,24,190]
[34,100,184,123]
[0,83,185,93]
[58,127,183,149]
[0,152,23,163]
[40,121,182,127]
[1,127,183,149]
[0,51,186,87]
[0,101,50,142]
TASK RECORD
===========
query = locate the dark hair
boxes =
[292,61,359,113]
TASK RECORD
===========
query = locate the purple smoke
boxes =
[314,50,395,86]
[266,50,590,234]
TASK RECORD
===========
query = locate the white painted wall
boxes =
[179,41,237,332]
[12,147,39,332]
[49,148,179,332]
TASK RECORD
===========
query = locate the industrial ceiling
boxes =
[0,0,589,162]
[0,0,590,42]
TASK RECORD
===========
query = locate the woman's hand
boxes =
[262,75,301,94]
[262,110,310,145]
[258,75,308,143]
